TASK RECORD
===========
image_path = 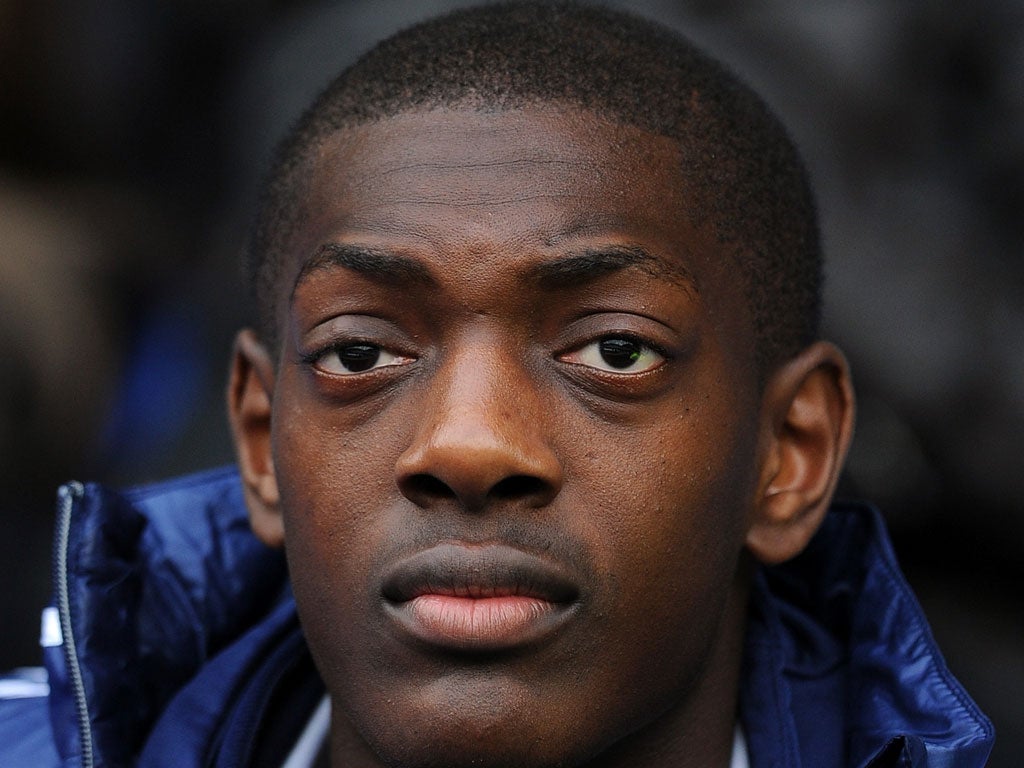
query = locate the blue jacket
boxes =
[0,467,994,767]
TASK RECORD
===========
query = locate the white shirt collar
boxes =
[730,724,750,768]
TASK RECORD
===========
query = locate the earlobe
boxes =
[227,329,284,548]
[746,342,855,565]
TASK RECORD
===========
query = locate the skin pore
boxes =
[229,105,854,767]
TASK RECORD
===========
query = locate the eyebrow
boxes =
[526,245,699,295]
[292,242,699,301]
[291,243,436,299]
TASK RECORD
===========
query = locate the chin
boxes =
[366,738,581,768]
[348,696,598,768]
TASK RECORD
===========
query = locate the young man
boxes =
[0,3,994,766]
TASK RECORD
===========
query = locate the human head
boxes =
[245,0,822,376]
[229,3,854,767]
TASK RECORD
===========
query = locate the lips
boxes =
[381,543,580,651]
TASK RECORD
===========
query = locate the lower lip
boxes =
[389,594,572,651]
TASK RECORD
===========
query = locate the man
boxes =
[0,3,993,766]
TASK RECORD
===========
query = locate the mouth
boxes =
[381,543,580,652]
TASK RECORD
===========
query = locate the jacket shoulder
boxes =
[0,670,61,766]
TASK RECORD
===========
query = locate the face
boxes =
[267,106,766,767]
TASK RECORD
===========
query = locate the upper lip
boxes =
[381,543,580,604]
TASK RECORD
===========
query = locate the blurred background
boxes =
[0,0,1020,763]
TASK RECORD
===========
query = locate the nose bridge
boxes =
[396,332,562,509]
[433,352,518,450]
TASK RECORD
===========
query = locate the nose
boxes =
[395,343,563,511]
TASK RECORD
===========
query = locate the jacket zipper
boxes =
[55,482,95,768]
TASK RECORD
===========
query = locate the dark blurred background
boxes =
[1,0,1020,763]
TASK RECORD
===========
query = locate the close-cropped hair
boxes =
[246,0,822,374]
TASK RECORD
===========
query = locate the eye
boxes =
[560,337,665,373]
[312,343,413,375]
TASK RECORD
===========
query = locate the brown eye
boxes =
[315,343,413,375]
[598,338,644,369]
[560,336,664,373]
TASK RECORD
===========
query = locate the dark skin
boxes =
[229,106,854,767]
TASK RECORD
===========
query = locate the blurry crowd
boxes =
[1,1,1021,764]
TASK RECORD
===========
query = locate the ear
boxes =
[746,341,855,564]
[227,329,284,548]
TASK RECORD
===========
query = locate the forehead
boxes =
[282,105,745,326]
[310,106,678,198]
[305,108,681,231]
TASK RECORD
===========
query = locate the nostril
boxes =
[404,474,456,500]
[491,475,549,500]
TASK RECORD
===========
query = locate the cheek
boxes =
[576,396,756,557]
[570,398,757,654]
[271,371,411,535]
[544,442,751,749]
[270,390,409,672]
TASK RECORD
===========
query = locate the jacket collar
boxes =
[47,467,288,767]
[741,501,994,767]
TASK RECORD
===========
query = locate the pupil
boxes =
[338,344,380,372]
[599,338,642,369]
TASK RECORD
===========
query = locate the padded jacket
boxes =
[0,466,994,767]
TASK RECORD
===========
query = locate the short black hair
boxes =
[246,1,822,373]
